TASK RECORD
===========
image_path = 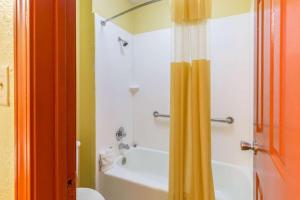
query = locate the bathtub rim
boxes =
[103,146,253,194]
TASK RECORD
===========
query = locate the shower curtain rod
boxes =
[101,0,163,26]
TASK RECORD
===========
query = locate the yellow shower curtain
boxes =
[169,0,215,200]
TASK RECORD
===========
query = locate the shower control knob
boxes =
[240,141,258,155]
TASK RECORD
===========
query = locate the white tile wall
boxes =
[132,14,253,167]
[210,13,253,167]
[95,13,254,188]
[95,15,134,190]
[132,29,171,151]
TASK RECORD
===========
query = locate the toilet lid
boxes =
[77,188,105,200]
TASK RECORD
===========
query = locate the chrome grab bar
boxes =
[153,111,234,124]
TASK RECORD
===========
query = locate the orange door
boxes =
[15,0,76,199]
[254,0,300,199]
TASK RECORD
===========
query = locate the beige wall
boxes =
[0,0,14,199]
[93,0,252,34]
[93,0,170,34]
[212,0,251,18]
[93,0,134,32]
[131,0,171,34]
[77,0,96,188]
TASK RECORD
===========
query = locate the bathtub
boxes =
[102,147,252,200]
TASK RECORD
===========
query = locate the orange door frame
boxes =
[14,0,76,199]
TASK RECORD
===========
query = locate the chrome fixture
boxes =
[118,37,128,47]
[153,111,234,124]
[121,157,127,165]
[101,0,163,26]
[153,111,170,118]
[119,143,130,150]
[98,154,102,171]
[116,127,127,141]
[132,143,138,148]
[240,141,258,155]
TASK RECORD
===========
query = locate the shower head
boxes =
[123,41,129,47]
[118,37,129,47]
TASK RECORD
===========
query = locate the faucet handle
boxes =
[116,127,126,141]
[119,143,130,150]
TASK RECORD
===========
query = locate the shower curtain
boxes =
[169,0,215,199]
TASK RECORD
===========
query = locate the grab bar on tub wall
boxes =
[153,111,234,124]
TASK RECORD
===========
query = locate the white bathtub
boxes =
[102,147,252,200]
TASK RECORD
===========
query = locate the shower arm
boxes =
[153,111,234,124]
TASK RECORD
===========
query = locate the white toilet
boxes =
[77,188,105,200]
[77,141,106,200]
